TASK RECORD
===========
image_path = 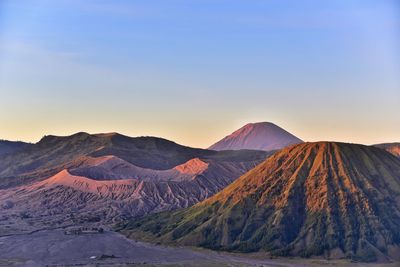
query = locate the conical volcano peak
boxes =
[206,141,400,207]
[209,122,303,151]
[124,142,400,262]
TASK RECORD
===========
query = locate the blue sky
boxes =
[0,0,399,147]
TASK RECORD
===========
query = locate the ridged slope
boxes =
[0,155,266,223]
[209,122,303,151]
[121,142,400,262]
[68,155,204,182]
[0,132,270,188]
[374,143,400,158]
[0,140,31,156]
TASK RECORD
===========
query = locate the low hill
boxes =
[209,122,303,151]
[120,142,400,262]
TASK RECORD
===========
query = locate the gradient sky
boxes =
[0,0,399,148]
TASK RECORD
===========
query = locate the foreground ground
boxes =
[0,229,399,267]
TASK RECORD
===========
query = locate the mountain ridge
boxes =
[0,132,270,189]
[120,142,400,262]
[374,142,400,158]
[0,133,271,226]
[0,140,32,156]
[0,155,265,224]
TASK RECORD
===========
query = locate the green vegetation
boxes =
[118,142,400,262]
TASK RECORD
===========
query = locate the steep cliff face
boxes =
[121,142,400,262]
[209,122,303,151]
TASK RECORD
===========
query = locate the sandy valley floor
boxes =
[0,229,399,267]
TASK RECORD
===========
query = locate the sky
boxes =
[0,0,399,148]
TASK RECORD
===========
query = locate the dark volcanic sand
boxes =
[0,229,397,267]
[0,229,298,267]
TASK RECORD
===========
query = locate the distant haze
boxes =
[0,1,399,147]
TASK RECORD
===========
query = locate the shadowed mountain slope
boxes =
[0,132,269,188]
[0,133,271,225]
[374,143,400,158]
[120,142,400,262]
[0,140,32,156]
[209,122,303,151]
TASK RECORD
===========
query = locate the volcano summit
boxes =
[121,142,400,262]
